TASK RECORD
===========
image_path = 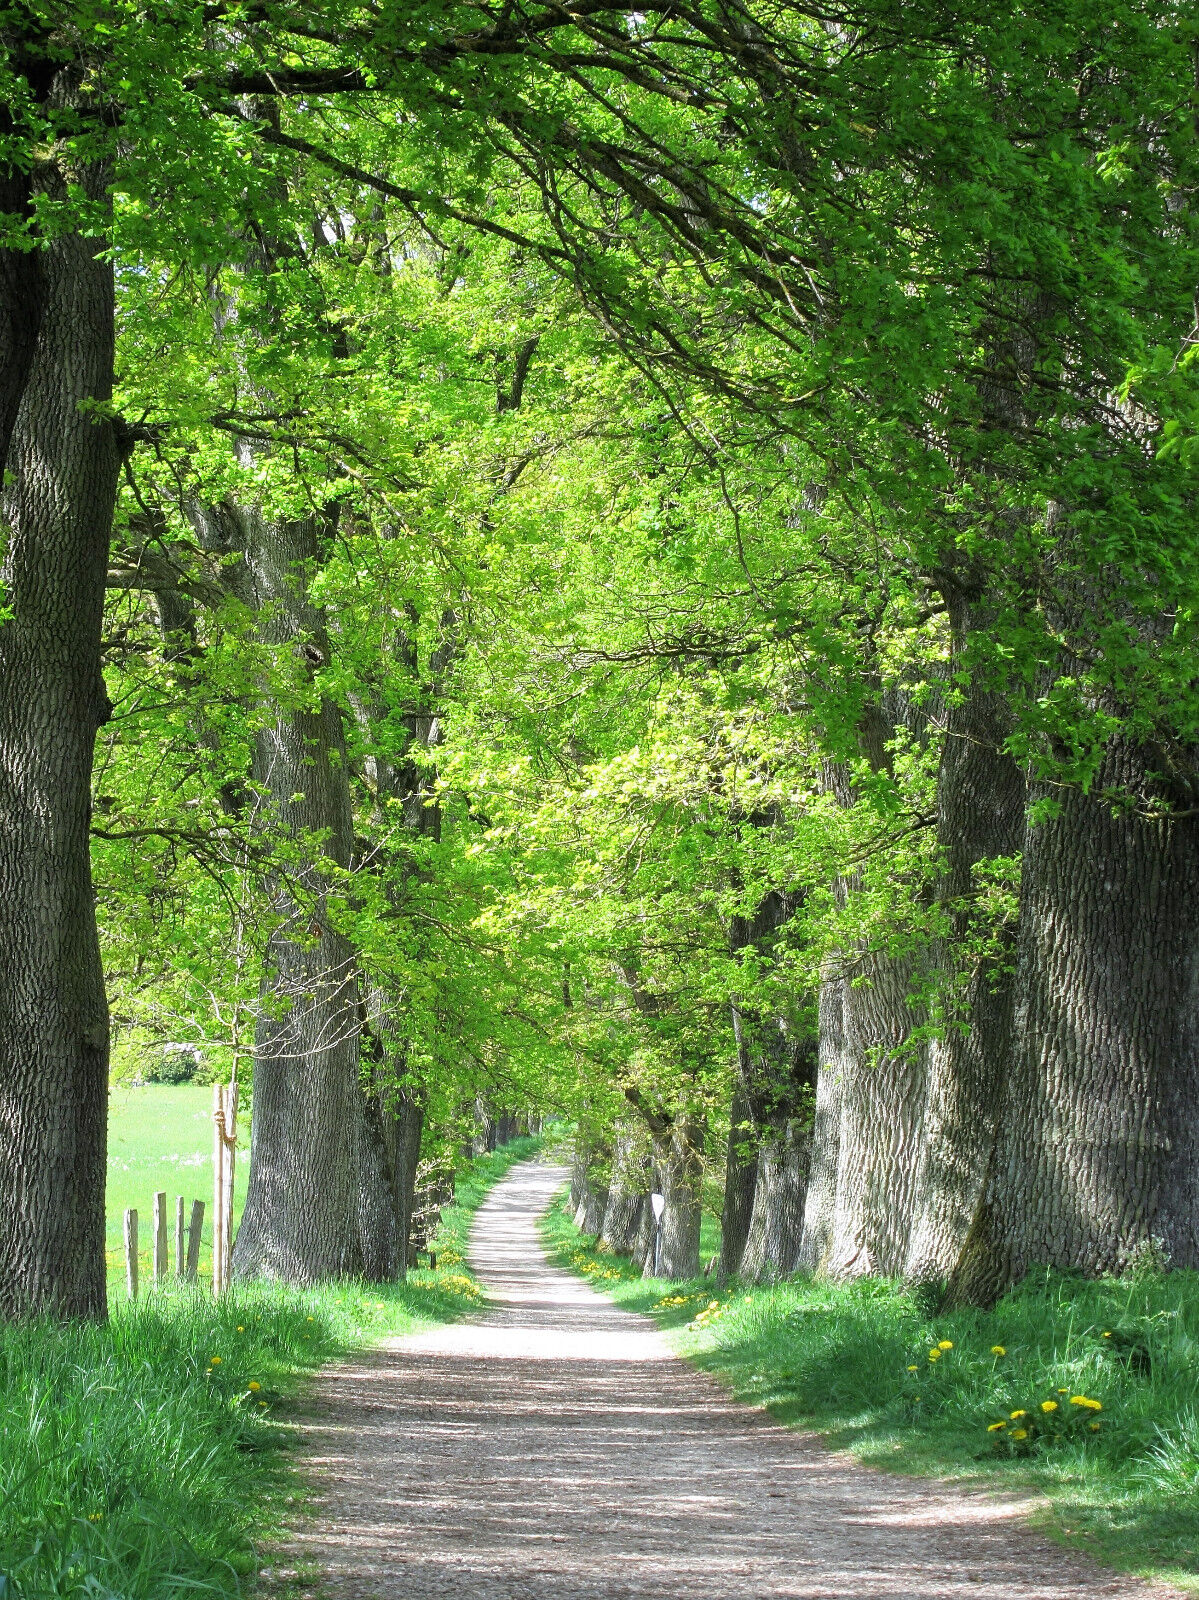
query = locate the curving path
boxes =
[288,1159,1180,1600]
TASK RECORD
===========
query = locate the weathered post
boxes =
[124,1208,138,1302]
[213,1081,239,1294]
[186,1199,204,1282]
[152,1191,168,1282]
[175,1195,185,1277]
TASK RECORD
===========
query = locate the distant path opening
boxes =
[290,1159,1177,1599]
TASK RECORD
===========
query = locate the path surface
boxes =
[289,1160,1179,1600]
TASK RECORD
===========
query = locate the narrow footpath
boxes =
[289,1160,1179,1600]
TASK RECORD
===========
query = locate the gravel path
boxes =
[288,1159,1180,1599]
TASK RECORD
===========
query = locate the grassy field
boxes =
[106,1083,243,1289]
[542,1191,1199,1595]
[2,1129,542,1600]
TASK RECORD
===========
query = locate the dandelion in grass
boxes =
[1011,1428,1029,1440]
[88,1513,103,1522]
[907,1364,918,1372]
[1010,1409,1026,1419]
[1041,1400,1058,1411]
[248,1381,261,1392]
[1070,1395,1102,1411]
[991,1345,1006,1356]
[236,1325,244,1332]
[937,1340,953,1351]
[928,1350,941,1362]
[209,1356,222,1366]
[987,1421,1007,1432]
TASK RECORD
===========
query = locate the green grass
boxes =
[1,1134,542,1600]
[542,1192,1199,1594]
[106,1083,244,1289]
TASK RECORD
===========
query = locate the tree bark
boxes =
[957,743,1199,1299]
[719,1082,756,1277]
[0,139,116,1318]
[205,506,373,1284]
[904,611,1026,1289]
[600,1121,649,1253]
[643,1116,704,1279]
[740,1118,809,1282]
[796,976,847,1272]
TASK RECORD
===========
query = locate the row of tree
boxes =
[2,1,1197,1318]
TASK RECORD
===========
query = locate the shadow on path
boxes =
[289,1160,1180,1600]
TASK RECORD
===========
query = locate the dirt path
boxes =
[289,1159,1179,1599]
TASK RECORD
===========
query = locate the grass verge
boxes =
[541,1190,1199,1594]
[1,1135,541,1600]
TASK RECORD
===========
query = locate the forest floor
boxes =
[283,1158,1182,1600]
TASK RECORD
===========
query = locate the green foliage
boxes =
[544,1201,1199,1591]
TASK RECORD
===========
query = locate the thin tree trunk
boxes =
[0,139,117,1318]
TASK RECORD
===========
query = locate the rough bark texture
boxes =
[740,1120,809,1283]
[904,616,1026,1289]
[194,505,371,1284]
[817,945,923,1279]
[796,977,847,1273]
[644,1117,704,1280]
[719,1082,757,1278]
[0,137,116,1318]
[600,1122,650,1255]
[959,745,1199,1299]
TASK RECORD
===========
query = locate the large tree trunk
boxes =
[904,612,1026,1288]
[740,1123,809,1282]
[796,976,847,1272]
[719,1082,757,1277]
[817,945,924,1278]
[0,144,117,1319]
[219,508,374,1284]
[600,1121,649,1254]
[956,744,1199,1300]
[643,1116,704,1280]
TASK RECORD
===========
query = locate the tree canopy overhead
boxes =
[2,0,1198,1315]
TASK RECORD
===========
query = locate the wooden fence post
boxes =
[124,1208,138,1301]
[152,1191,168,1283]
[175,1195,185,1277]
[213,1081,239,1295]
[186,1199,204,1282]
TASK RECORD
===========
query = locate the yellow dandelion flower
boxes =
[258,1401,268,1408]
[248,1380,261,1392]
[1041,1400,1058,1412]
[1090,1422,1101,1431]
[209,1356,222,1366]
[937,1340,953,1351]
[236,1326,244,1333]
[306,1316,314,1322]
[1102,1331,1112,1339]
[928,1350,941,1362]
[1011,1428,1028,1440]
[1069,1396,1102,1411]
[991,1345,1006,1356]
[987,1420,1007,1432]
[88,1513,103,1522]
[1010,1409,1027,1419]
[907,1365,918,1372]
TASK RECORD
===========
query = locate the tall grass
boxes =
[542,1193,1199,1592]
[1,1136,541,1600]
